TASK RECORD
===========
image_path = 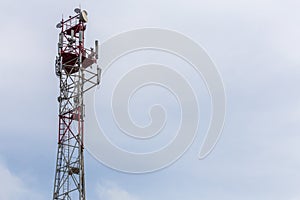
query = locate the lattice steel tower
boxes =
[53,8,100,200]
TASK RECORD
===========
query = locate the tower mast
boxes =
[53,8,100,200]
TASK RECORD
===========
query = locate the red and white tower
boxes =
[53,8,100,200]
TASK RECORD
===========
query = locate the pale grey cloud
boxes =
[96,181,140,200]
[0,161,45,200]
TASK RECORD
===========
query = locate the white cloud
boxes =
[0,162,45,200]
[96,181,140,200]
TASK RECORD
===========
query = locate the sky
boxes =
[1,0,300,199]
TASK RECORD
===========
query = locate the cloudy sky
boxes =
[1,0,300,199]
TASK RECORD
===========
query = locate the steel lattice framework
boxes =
[53,8,100,200]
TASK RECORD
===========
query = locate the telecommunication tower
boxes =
[53,8,100,200]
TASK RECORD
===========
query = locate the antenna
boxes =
[80,10,88,23]
[95,40,99,59]
[56,22,62,28]
[74,8,81,14]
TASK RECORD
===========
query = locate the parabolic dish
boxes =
[80,10,88,23]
